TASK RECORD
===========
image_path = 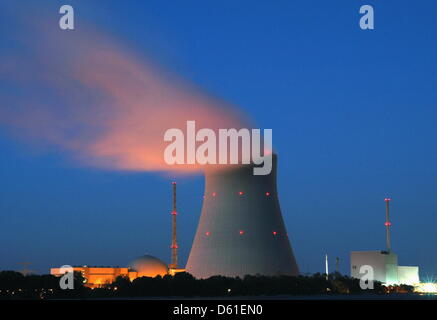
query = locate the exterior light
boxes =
[205,231,210,236]
[414,283,437,293]
[272,231,278,236]
[239,191,244,196]
[212,192,217,197]
[239,230,245,235]
[265,192,270,196]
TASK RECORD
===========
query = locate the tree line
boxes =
[0,270,413,299]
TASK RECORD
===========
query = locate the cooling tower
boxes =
[186,155,299,278]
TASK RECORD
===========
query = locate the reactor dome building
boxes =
[186,154,299,278]
[129,255,169,278]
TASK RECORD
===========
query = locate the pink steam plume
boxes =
[0,22,250,173]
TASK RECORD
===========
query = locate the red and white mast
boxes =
[384,198,392,252]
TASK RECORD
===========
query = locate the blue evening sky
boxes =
[0,1,436,278]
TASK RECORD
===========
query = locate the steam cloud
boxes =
[0,18,249,172]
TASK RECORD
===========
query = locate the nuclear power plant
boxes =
[350,198,420,285]
[50,182,186,287]
[50,154,299,286]
[186,154,299,278]
[49,154,431,291]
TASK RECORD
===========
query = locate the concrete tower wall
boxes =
[186,155,299,278]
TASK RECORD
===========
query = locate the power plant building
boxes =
[50,255,171,288]
[350,199,419,286]
[350,251,419,285]
[351,251,399,285]
[398,266,420,285]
